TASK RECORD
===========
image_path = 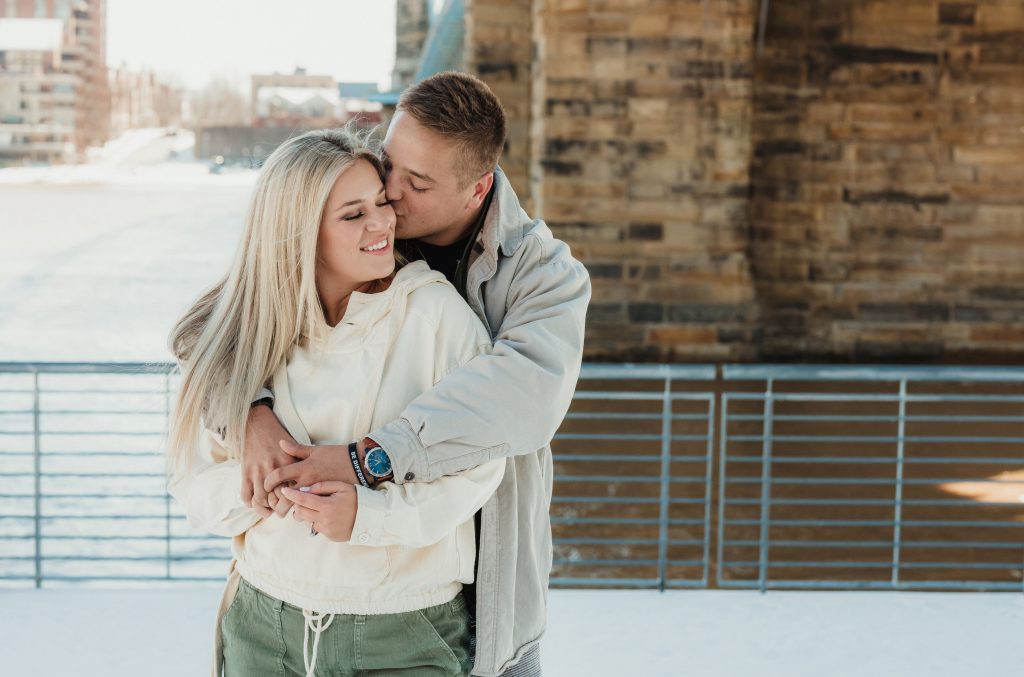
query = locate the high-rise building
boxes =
[0,0,108,163]
[0,18,75,162]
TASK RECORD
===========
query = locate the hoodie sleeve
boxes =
[167,428,263,537]
[349,458,504,547]
[369,230,591,482]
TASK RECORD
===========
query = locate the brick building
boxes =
[0,0,110,160]
[428,0,1024,363]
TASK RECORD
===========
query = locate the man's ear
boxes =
[465,172,494,211]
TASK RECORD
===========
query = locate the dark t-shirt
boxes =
[395,186,495,300]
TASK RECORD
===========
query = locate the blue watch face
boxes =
[366,447,392,478]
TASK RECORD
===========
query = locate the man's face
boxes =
[382,111,475,245]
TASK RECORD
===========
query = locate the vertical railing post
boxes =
[657,369,673,592]
[701,393,715,587]
[891,379,908,588]
[758,378,775,594]
[32,370,42,589]
[716,393,730,587]
[164,371,172,580]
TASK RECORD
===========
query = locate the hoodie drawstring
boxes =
[302,608,335,677]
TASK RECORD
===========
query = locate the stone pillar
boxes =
[393,0,431,91]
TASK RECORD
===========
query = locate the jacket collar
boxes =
[479,167,528,259]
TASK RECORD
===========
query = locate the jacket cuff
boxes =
[351,485,387,546]
[367,418,430,485]
[253,387,274,405]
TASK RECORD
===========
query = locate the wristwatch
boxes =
[364,445,393,481]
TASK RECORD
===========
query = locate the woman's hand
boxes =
[281,482,358,542]
[264,440,359,494]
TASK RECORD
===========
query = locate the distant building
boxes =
[0,18,75,163]
[0,0,109,163]
[251,68,345,128]
[109,67,182,135]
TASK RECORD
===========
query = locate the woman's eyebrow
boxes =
[336,188,386,210]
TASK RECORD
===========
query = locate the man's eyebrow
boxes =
[409,170,436,183]
[336,187,386,211]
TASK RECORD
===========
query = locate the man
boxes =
[242,71,590,677]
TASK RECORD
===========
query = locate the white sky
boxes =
[106,0,400,90]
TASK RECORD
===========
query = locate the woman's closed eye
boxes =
[342,201,391,221]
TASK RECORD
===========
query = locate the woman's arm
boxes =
[168,428,263,537]
[283,457,504,546]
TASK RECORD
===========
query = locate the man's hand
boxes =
[242,405,299,518]
[282,482,358,542]
[263,439,359,494]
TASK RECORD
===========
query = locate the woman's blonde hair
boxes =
[166,127,385,475]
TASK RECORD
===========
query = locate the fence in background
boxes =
[1,362,1021,591]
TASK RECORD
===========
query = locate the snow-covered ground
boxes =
[0,131,256,362]
[1,587,1021,676]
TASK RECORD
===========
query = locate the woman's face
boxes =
[316,159,397,289]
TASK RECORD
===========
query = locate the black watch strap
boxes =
[348,442,372,488]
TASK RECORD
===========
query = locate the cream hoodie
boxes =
[169,261,504,617]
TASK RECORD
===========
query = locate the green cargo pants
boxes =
[221,578,472,676]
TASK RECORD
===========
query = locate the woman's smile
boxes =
[360,238,392,255]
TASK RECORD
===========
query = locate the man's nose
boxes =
[384,173,401,202]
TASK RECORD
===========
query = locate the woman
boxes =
[166,128,503,677]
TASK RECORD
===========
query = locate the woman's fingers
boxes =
[290,504,318,524]
[272,488,292,517]
[281,486,329,510]
[306,481,351,495]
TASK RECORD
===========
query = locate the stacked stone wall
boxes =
[465,0,1024,362]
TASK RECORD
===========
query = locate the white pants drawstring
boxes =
[301,608,335,677]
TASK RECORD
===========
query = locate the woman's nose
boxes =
[367,205,394,232]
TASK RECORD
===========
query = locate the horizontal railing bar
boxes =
[728,413,1024,423]
[725,393,1024,403]
[723,539,1024,550]
[716,579,1024,591]
[552,454,709,463]
[720,493,1024,503]
[578,364,717,380]
[553,497,658,504]
[727,434,1024,444]
[555,476,659,484]
[0,534,219,541]
[554,558,659,566]
[554,538,659,545]
[551,517,660,525]
[0,472,165,478]
[0,362,176,374]
[0,494,171,500]
[548,578,663,587]
[0,451,162,457]
[723,518,1024,527]
[0,555,228,562]
[726,455,1024,464]
[725,477,1024,485]
[0,514,186,521]
[722,364,1024,382]
[722,560,1022,571]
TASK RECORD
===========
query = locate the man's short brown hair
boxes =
[397,71,507,187]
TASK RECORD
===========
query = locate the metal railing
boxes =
[1,362,1022,591]
[718,365,1024,592]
